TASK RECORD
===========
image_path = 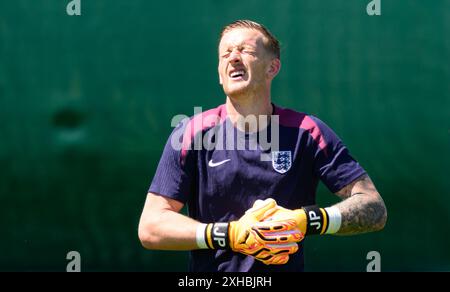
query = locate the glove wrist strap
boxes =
[301,205,342,235]
[204,222,230,249]
[301,205,329,235]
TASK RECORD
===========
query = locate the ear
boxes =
[267,58,281,79]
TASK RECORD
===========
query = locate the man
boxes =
[138,20,387,272]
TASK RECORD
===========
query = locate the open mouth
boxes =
[229,69,246,80]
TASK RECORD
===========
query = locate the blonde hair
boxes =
[219,20,280,59]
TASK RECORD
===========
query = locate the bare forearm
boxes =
[138,193,204,250]
[333,175,387,236]
[334,194,387,235]
[139,210,200,250]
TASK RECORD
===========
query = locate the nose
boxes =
[229,49,242,65]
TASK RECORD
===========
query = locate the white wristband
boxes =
[196,223,208,249]
[325,206,342,234]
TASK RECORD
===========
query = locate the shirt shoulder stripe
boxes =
[180,104,227,163]
[275,105,328,152]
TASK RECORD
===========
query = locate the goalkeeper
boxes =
[138,20,387,272]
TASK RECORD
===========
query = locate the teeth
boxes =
[230,70,245,78]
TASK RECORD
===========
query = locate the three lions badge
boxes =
[272,151,292,174]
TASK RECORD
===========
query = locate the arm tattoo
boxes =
[334,175,387,235]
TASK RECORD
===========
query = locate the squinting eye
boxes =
[221,51,231,58]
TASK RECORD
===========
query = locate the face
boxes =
[218,28,280,98]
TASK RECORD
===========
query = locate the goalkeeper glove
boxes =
[197,199,304,265]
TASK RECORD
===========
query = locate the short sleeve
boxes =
[148,119,197,204]
[310,116,366,193]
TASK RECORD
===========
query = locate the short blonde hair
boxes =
[219,20,281,59]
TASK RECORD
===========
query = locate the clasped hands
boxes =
[229,198,307,265]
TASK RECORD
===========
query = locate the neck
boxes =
[225,90,273,132]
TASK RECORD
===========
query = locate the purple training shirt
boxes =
[148,104,366,272]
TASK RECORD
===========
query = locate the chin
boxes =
[225,89,249,99]
[224,83,251,97]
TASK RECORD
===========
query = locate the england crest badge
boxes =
[272,151,292,174]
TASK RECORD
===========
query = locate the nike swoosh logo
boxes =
[208,159,231,167]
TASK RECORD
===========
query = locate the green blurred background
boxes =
[0,0,449,271]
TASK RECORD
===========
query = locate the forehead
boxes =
[219,28,266,49]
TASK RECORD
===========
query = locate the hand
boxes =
[229,199,304,265]
[261,204,308,236]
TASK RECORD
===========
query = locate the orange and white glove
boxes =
[196,199,304,265]
[229,199,304,265]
